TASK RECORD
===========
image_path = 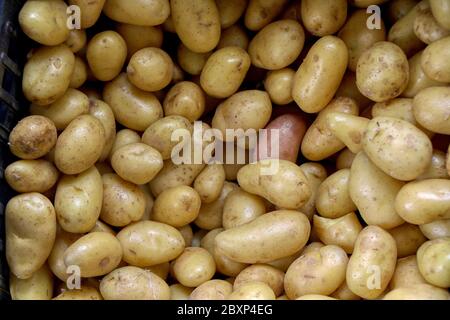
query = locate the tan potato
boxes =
[194,165,226,204]
[100,266,170,300]
[19,0,69,46]
[217,24,249,50]
[108,129,141,161]
[336,148,357,170]
[285,245,348,299]
[103,73,163,131]
[413,87,450,135]
[87,31,127,81]
[414,7,450,44]
[395,179,450,224]
[215,210,310,264]
[417,238,450,288]
[177,225,193,247]
[301,97,359,161]
[349,152,405,229]
[313,212,363,254]
[65,29,87,53]
[249,20,305,70]
[163,82,205,122]
[346,226,397,299]
[173,247,216,287]
[54,115,105,175]
[389,224,427,257]
[362,117,433,181]
[6,193,56,279]
[244,0,289,31]
[336,71,372,109]
[234,264,285,297]
[103,0,170,26]
[55,166,103,233]
[53,286,103,300]
[264,68,295,105]
[200,47,251,98]
[170,284,193,300]
[265,250,303,273]
[421,36,450,82]
[144,262,170,280]
[138,185,154,221]
[292,36,348,113]
[100,174,146,227]
[10,264,53,300]
[5,160,58,193]
[330,281,361,300]
[420,219,450,239]
[117,24,163,59]
[190,279,233,300]
[430,0,450,30]
[298,163,328,220]
[215,0,247,28]
[301,0,347,36]
[177,44,211,75]
[339,9,386,72]
[389,255,427,289]
[388,0,420,24]
[383,283,450,300]
[48,230,82,281]
[117,221,185,267]
[228,282,276,300]
[326,113,370,154]
[88,99,116,162]
[69,57,88,89]
[222,190,266,229]
[171,0,221,53]
[90,220,116,235]
[68,0,105,28]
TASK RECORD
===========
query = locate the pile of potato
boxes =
[5,0,450,300]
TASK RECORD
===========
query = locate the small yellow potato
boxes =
[194,164,226,204]
[100,266,170,300]
[173,247,216,287]
[313,212,363,254]
[301,0,347,36]
[117,221,185,267]
[266,250,303,273]
[103,0,170,26]
[330,281,361,300]
[413,87,450,135]
[6,193,56,279]
[395,179,450,224]
[389,224,427,257]
[414,7,450,44]
[336,148,357,170]
[336,71,373,109]
[215,0,248,28]
[228,282,276,300]
[48,230,82,281]
[178,225,194,247]
[55,166,103,233]
[346,226,397,299]
[5,160,58,193]
[177,44,211,75]
[292,36,348,113]
[163,82,205,122]
[69,0,105,28]
[234,264,285,297]
[326,113,370,154]
[65,29,87,54]
[53,286,103,300]
[217,24,249,50]
[170,284,194,300]
[117,24,163,59]
[69,57,88,89]
[417,238,450,287]
[244,0,289,31]
[88,99,116,162]
[145,263,170,281]
[421,35,450,82]
[383,283,450,300]
[108,129,141,161]
[298,163,328,220]
[90,220,116,235]
[190,279,233,300]
[429,0,450,30]
[389,255,427,289]
[222,190,266,229]
[264,68,295,105]
[10,265,53,300]
[420,219,450,239]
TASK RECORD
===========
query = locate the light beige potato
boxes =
[117,221,185,267]
[417,238,450,287]
[177,225,193,247]
[298,163,328,220]
[248,20,305,70]
[103,0,170,26]
[336,148,357,170]
[292,36,348,113]
[222,190,266,229]
[163,82,205,122]
[65,29,87,53]
[228,282,276,300]
[171,0,221,53]
[264,68,295,105]
[301,0,347,36]
[153,186,201,227]
[395,179,450,224]
[346,226,397,299]
[218,25,249,50]
[339,9,386,72]
[53,286,103,300]
[100,266,170,300]
[100,174,146,227]
[55,166,103,233]
[430,0,450,30]
[330,281,361,300]
[285,245,348,299]
[145,263,170,280]
[68,0,105,28]
[87,31,127,82]
[173,247,216,287]
[421,35,450,82]
[194,164,226,204]
[103,73,163,131]
[10,265,53,300]
[336,71,372,110]
[90,220,116,235]
[138,185,155,221]
[215,210,310,264]
[88,99,116,162]
[388,0,419,23]
[362,117,433,181]
[420,219,450,239]
[215,0,247,28]
[234,264,285,297]
[111,143,163,185]
[54,115,105,175]
[244,0,289,31]
[313,212,363,254]
[177,44,211,75]
[5,160,58,193]
[301,97,359,161]
[383,283,450,300]
[389,255,427,289]
[19,0,69,46]
[326,113,369,154]
[349,152,405,229]
[69,57,88,89]
[64,232,122,277]
[109,129,141,161]
[389,224,427,257]
[170,284,194,300]
[413,87,450,135]
[356,42,409,102]
[200,47,251,98]
[48,230,81,281]
[6,193,56,279]
[414,7,450,44]
[316,169,357,219]
[117,24,163,59]
[190,279,233,300]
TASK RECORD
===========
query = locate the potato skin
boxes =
[413,87,450,135]
[228,282,276,300]
[53,286,103,300]
[10,265,53,300]
[389,255,427,289]
[163,81,205,122]
[301,0,347,36]
[103,0,170,27]
[173,247,216,287]
[416,238,450,288]
[234,264,285,297]
[430,0,450,30]
[5,160,58,193]
[117,24,164,59]
[190,279,233,300]
[194,164,226,204]
[421,36,450,82]
[222,190,266,229]
[383,283,450,300]
[264,69,295,105]
[244,0,289,31]
[420,219,450,239]
[389,224,427,258]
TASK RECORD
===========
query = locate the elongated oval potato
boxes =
[292,36,348,113]
[362,117,433,181]
[23,45,75,106]
[100,266,170,300]
[430,0,450,30]
[234,264,285,297]
[298,163,328,220]
[326,113,370,154]
[420,219,450,239]
[413,87,450,135]
[6,193,56,279]
[103,0,170,26]
[248,20,305,70]
[173,247,216,287]
[417,238,450,287]
[48,230,82,281]
[194,164,226,204]
[383,283,450,300]
[55,166,103,233]
[216,0,248,28]
[421,36,450,82]
[88,99,116,162]
[217,24,249,50]
[117,221,185,267]
[222,189,266,229]
[103,73,163,131]
[264,68,295,105]
[228,281,276,300]
[117,24,163,59]
[244,0,289,31]
[64,232,122,277]
[5,160,58,193]
[200,47,250,98]
[301,0,347,36]
[215,210,311,264]
[346,226,397,299]
[349,152,405,229]
[54,115,105,175]
[163,82,205,122]
[389,224,427,258]
[414,7,450,44]
[70,57,88,89]
[237,160,311,209]
[10,264,53,300]
[302,97,359,161]
[389,255,427,289]
[285,245,348,299]
[190,279,233,300]
[68,0,105,28]
[171,0,221,53]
